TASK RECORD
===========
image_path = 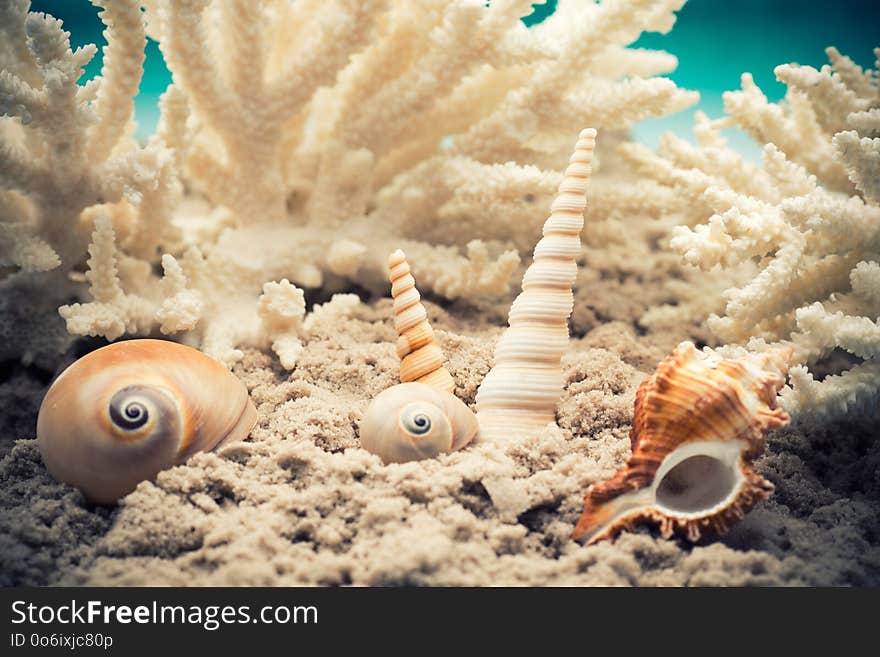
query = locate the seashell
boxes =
[476,128,597,441]
[37,339,257,504]
[389,248,454,393]
[573,341,793,545]
[360,382,478,463]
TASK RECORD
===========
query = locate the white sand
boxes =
[1,288,878,586]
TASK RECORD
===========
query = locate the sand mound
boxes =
[2,296,878,586]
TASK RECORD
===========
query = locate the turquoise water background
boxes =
[27,0,880,155]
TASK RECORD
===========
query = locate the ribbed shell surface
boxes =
[476,128,597,441]
[573,342,793,544]
[389,249,454,393]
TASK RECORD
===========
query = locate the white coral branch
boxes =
[781,361,880,420]
[156,253,203,334]
[58,216,155,341]
[258,279,306,369]
[775,62,872,135]
[851,260,880,308]
[833,131,880,204]
[0,223,60,272]
[847,108,880,137]
[401,239,521,299]
[638,46,880,420]
[87,0,146,162]
[795,303,880,361]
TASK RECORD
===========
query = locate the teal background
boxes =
[27,0,880,154]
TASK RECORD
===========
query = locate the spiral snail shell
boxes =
[359,382,478,464]
[37,339,258,504]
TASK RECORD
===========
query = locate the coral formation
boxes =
[2,0,697,367]
[623,47,880,419]
[0,0,178,365]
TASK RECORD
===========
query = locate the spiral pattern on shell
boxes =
[109,388,154,431]
[476,128,597,441]
[389,249,454,393]
[573,342,793,545]
[359,382,479,463]
[36,339,258,504]
[399,403,434,436]
[105,384,179,440]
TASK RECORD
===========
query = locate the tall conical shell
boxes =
[389,249,455,393]
[573,342,793,545]
[475,128,597,441]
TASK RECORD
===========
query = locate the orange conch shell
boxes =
[573,341,793,545]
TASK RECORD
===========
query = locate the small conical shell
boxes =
[37,339,257,504]
[573,342,793,545]
[476,128,597,441]
[389,249,454,393]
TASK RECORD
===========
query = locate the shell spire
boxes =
[389,249,455,393]
[476,128,597,441]
[573,342,793,545]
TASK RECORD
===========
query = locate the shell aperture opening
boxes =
[573,342,792,545]
[652,441,745,517]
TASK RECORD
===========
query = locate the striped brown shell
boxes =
[573,342,792,545]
